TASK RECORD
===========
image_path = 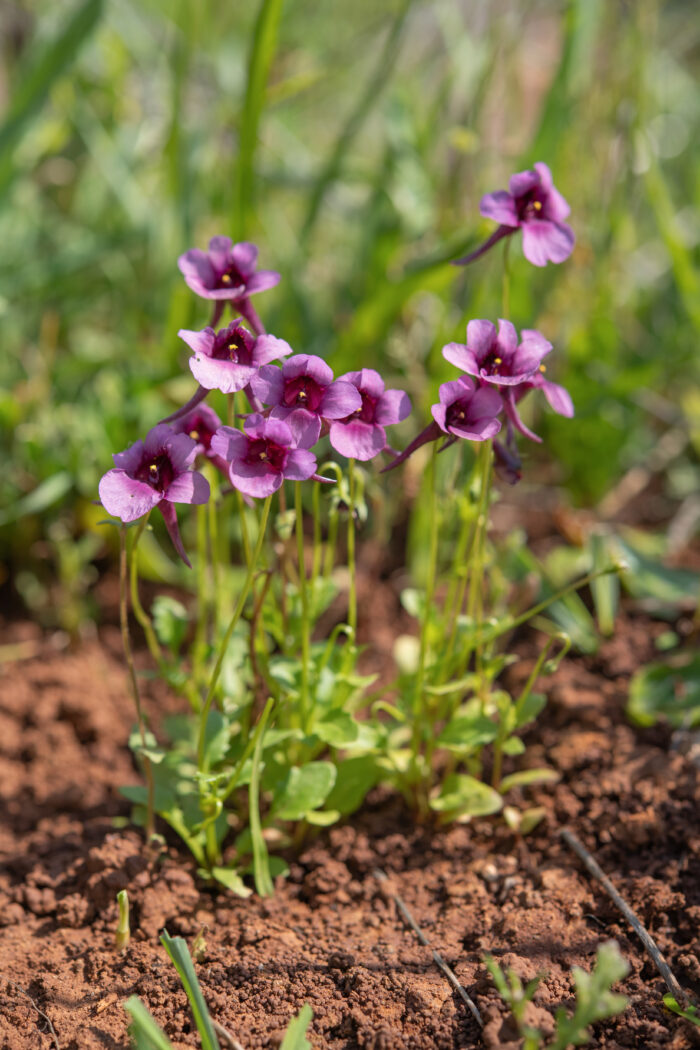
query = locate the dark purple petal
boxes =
[163,470,210,505]
[469,386,504,419]
[534,162,571,221]
[480,190,518,226]
[178,249,216,289]
[208,236,234,272]
[452,225,513,267]
[374,388,411,426]
[178,327,215,357]
[113,438,145,473]
[158,500,192,568]
[438,376,476,405]
[508,169,540,198]
[521,220,575,266]
[245,414,293,448]
[284,448,318,480]
[250,364,285,406]
[229,459,284,498]
[339,368,385,400]
[329,420,386,461]
[99,470,162,522]
[466,319,497,358]
[144,427,197,473]
[189,354,257,393]
[230,241,257,278]
[253,334,293,366]
[285,409,321,449]
[449,416,502,441]
[319,380,362,419]
[431,403,448,432]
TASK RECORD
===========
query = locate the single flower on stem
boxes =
[329,368,412,461]
[178,320,292,394]
[178,237,280,302]
[99,424,210,566]
[443,319,552,387]
[454,162,575,268]
[250,354,362,446]
[211,413,319,498]
[431,377,503,442]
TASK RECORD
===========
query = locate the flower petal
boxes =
[178,249,216,291]
[540,379,574,417]
[158,500,192,567]
[229,459,283,498]
[284,448,318,480]
[508,168,540,199]
[330,420,386,461]
[449,417,502,441]
[244,270,281,296]
[320,380,363,419]
[211,426,247,461]
[285,408,321,449]
[207,236,234,272]
[284,354,333,385]
[178,327,215,357]
[164,470,210,505]
[442,342,477,374]
[230,241,258,277]
[253,334,293,366]
[480,191,518,226]
[374,388,411,426]
[99,470,161,522]
[250,364,285,406]
[521,220,575,266]
[189,354,257,393]
[469,386,504,419]
[466,319,497,359]
[113,438,145,473]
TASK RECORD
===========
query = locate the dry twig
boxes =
[560,828,691,1007]
[4,979,61,1050]
[373,868,483,1028]
[212,1018,246,1050]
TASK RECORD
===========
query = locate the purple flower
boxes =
[211,414,318,498]
[250,354,362,446]
[178,320,292,394]
[329,369,412,461]
[178,237,280,301]
[443,319,552,387]
[170,404,222,456]
[454,162,574,268]
[431,377,503,441]
[99,424,210,565]
[504,370,575,443]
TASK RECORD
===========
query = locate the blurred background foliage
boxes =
[0,0,698,626]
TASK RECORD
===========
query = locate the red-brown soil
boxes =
[0,610,699,1050]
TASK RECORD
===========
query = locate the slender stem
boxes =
[128,515,163,669]
[192,502,208,686]
[411,446,439,801]
[119,526,155,841]
[502,237,512,318]
[236,490,252,569]
[346,458,358,643]
[473,440,494,699]
[206,469,222,635]
[311,478,323,591]
[237,295,266,336]
[197,495,273,770]
[295,481,311,733]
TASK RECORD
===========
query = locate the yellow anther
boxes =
[228,342,237,351]
[259,451,268,461]
[533,200,542,211]
[494,357,502,365]
[149,463,158,475]
[539,364,547,373]
[298,390,307,400]
[189,430,199,441]
[221,274,232,284]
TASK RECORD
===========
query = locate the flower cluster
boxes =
[100,239,412,560]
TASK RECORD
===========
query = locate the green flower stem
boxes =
[472,439,494,698]
[197,494,273,772]
[119,525,155,841]
[219,695,275,805]
[206,469,222,634]
[311,477,323,591]
[502,236,512,317]
[441,482,479,681]
[127,515,164,669]
[411,445,439,802]
[346,458,358,643]
[295,481,311,733]
[236,490,252,569]
[192,502,208,687]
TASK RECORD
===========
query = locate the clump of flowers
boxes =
[100,160,602,890]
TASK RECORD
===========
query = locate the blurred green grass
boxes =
[0,0,698,614]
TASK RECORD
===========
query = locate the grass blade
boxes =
[159,930,221,1050]
[233,0,286,240]
[280,1004,313,1050]
[124,996,175,1050]
[300,0,413,244]
[0,0,103,195]
[249,699,274,897]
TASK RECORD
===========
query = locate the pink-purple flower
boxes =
[178,237,280,302]
[329,369,411,461]
[443,319,552,387]
[211,414,318,498]
[99,424,210,565]
[431,377,503,442]
[454,162,574,268]
[178,320,291,394]
[505,369,575,442]
[250,354,362,446]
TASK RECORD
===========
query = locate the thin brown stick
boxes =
[5,980,60,1049]
[212,1019,246,1050]
[373,869,483,1028]
[559,828,690,1006]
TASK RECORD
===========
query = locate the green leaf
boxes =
[160,931,221,1050]
[305,809,341,827]
[500,768,560,794]
[201,710,231,769]
[152,596,189,654]
[437,715,499,753]
[429,775,503,820]
[124,996,174,1050]
[280,1003,313,1050]
[627,655,700,729]
[616,536,700,606]
[0,472,72,527]
[249,700,274,898]
[589,532,619,636]
[514,692,547,729]
[502,737,526,756]
[549,941,628,1050]
[314,710,359,747]
[325,755,380,815]
[663,994,700,1027]
[272,762,336,821]
[209,867,252,898]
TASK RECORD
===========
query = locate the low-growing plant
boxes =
[125,928,313,1049]
[485,940,629,1049]
[101,160,618,890]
